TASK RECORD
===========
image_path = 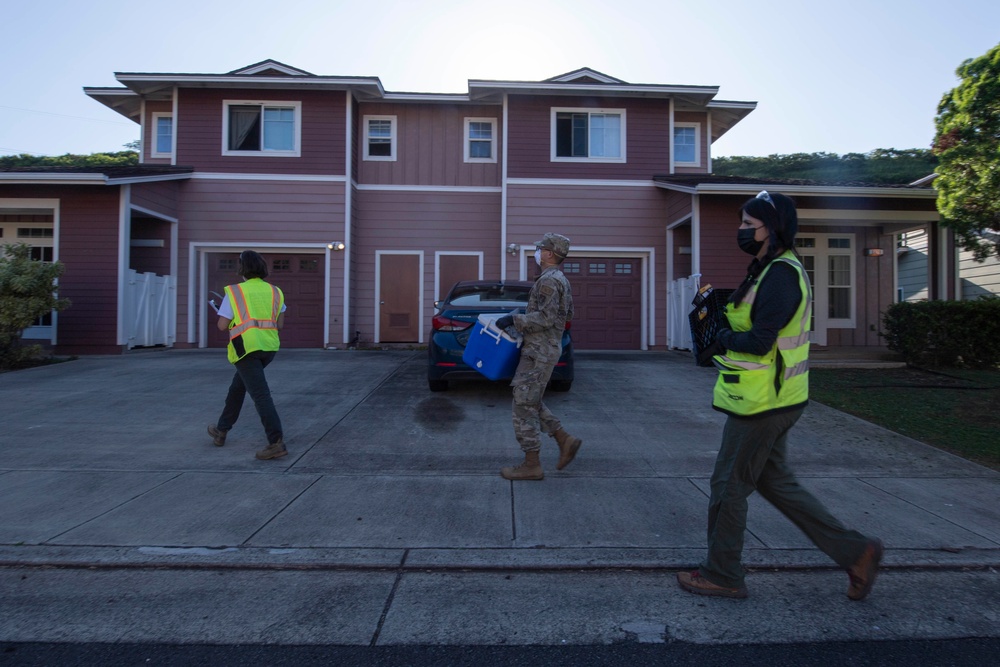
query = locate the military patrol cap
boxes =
[534,233,571,259]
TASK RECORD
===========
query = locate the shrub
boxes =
[882,297,1000,368]
[0,243,71,370]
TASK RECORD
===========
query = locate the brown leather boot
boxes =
[501,450,543,480]
[553,428,582,470]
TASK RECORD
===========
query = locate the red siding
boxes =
[356,102,502,187]
[507,95,693,180]
[352,189,501,345]
[55,187,122,354]
[174,178,346,346]
[175,88,347,175]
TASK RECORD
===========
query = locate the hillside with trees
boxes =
[712,148,937,185]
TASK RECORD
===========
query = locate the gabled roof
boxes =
[653,174,937,199]
[0,165,193,185]
[229,60,314,76]
[84,62,755,142]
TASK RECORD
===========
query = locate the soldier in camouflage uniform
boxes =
[494,233,582,481]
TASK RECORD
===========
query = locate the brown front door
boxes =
[379,253,421,342]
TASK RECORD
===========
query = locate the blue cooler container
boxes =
[463,314,523,380]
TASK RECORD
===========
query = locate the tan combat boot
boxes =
[553,428,582,470]
[256,439,288,460]
[500,450,543,480]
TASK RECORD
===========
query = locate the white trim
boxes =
[0,198,60,344]
[363,114,397,161]
[374,250,424,344]
[667,213,692,230]
[550,107,627,163]
[657,181,938,199]
[221,100,302,157]
[187,242,331,347]
[706,111,713,172]
[463,117,498,163]
[189,172,346,182]
[673,122,700,167]
[434,251,485,304]
[506,178,654,188]
[139,98,147,164]
[794,231,858,344]
[130,239,164,247]
[130,204,178,224]
[356,184,501,193]
[691,194,701,277]
[151,111,173,159]
[938,224,949,301]
[171,87,178,166]
[668,99,675,175]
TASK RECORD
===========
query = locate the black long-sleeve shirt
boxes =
[718,260,802,356]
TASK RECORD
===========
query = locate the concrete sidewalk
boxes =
[1,349,998,647]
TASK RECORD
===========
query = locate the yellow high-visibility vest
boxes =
[712,251,811,417]
[223,278,283,364]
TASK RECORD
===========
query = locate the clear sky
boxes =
[2,0,998,159]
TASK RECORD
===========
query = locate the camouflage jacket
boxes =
[513,266,574,362]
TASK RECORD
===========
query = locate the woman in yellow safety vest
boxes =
[677,191,883,601]
[207,250,288,461]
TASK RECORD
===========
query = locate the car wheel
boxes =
[549,380,572,392]
[428,379,449,392]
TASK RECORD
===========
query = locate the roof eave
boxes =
[654,181,938,198]
[467,80,719,104]
[113,74,386,99]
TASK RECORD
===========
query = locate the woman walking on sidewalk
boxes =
[678,191,882,600]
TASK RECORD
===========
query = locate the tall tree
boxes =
[933,42,1000,261]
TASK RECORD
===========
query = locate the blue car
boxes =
[428,280,574,392]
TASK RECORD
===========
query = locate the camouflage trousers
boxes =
[511,352,562,452]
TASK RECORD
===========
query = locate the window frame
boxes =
[464,117,497,163]
[221,100,302,157]
[550,107,627,163]
[1,221,55,333]
[673,122,700,166]
[151,112,173,158]
[363,114,398,162]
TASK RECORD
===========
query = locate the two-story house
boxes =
[0,60,946,355]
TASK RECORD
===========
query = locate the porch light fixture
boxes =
[328,241,345,251]
[506,243,520,255]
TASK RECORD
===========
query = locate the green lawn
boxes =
[809,366,1000,471]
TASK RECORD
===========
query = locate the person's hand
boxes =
[495,315,514,330]
[696,336,726,367]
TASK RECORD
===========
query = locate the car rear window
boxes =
[447,286,530,307]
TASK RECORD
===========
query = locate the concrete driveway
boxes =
[1,349,998,646]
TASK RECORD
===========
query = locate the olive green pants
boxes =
[700,407,871,588]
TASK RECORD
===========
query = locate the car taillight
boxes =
[432,315,473,332]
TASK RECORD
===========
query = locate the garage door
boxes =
[563,257,641,350]
[207,252,324,349]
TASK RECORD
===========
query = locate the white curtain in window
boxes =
[589,114,621,158]
[229,107,259,150]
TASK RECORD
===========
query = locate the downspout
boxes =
[706,111,713,173]
[341,90,352,345]
[691,193,701,277]
[500,93,509,281]
[668,98,675,175]
[117,184,131,347]
[171,87,178,167]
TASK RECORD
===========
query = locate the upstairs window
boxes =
[223,101,301,156]
[552,108,625,162]
[464,118,497,162]
[673,123,700,165]
[151,113,173,158]
[364,115,397,161]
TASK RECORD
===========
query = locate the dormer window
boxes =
[551,108,625,162]
[673,123,700,166]
[151,113,173,158]
[222,100,301,157]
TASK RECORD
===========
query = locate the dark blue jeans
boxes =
[216,350,283,445]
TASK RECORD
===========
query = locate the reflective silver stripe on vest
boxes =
[784,358,809,380]
[228,284,281,340]
[778,331,811,350]
[713,355,770,371]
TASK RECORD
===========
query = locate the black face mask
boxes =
[737,228,765,256]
